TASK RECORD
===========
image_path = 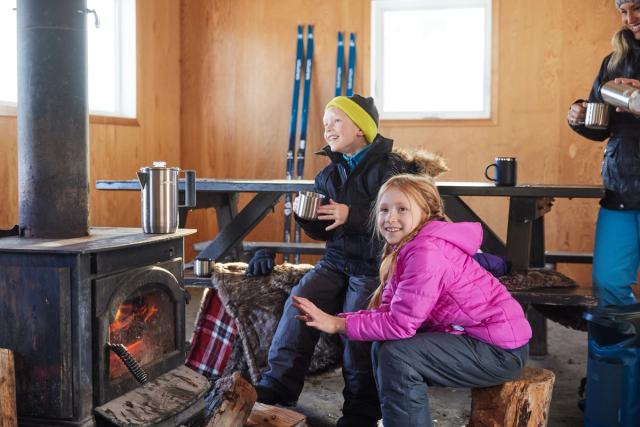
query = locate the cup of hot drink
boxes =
[583,102,610,130]
[484,157,517,186]
[294,191,327,220]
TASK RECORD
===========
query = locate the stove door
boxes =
[93,259,186,405]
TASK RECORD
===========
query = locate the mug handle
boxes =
[484,164,497,182]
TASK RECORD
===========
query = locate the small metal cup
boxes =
[294,191,326,220]
[193,258,212,277]
[584,103,610,130]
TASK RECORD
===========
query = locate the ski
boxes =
[335,32,344,96]
[283,24,304,263]
[293,24,314,263]
[346,32,356,96]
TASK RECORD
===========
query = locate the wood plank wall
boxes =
[0,0,181,231]
[0,0,621,285]
[180,0,619,283]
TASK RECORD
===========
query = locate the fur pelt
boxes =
[499,269,577,291]
[212,262,342,384]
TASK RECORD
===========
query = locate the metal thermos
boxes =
[137,161,196,234]
[600,81,640,114]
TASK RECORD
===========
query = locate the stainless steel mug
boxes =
[583,103,610,130]
[193,258,212,277]
[294,191,326,220]
[484,157,517,186]
[600,80,640,114]
[137,161,196,233]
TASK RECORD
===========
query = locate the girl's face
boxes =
[323,107,367,155]
[620,2,640,39]
[377,186,425,245]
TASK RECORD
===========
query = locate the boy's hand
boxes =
[317,199,349,231]
[292,296,346,335]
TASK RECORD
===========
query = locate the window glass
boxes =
[372,0,492,120]
[0,0,136,118]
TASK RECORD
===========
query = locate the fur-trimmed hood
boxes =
[391,147,449,179]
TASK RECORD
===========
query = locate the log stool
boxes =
[469,367,555,427]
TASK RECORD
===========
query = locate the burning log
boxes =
[469,367,555,427]
[0,349,17,427]
[204,372,256,427]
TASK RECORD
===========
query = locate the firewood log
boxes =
[470,367,555,427]
[206,371,257,427]
[0,349,17,427]
[245,402,307,427]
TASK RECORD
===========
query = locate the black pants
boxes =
[258,259,381,423]
[372,332,529,427]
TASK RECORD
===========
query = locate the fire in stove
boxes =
[107,288,176,381]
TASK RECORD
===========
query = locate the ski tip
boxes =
[338,31,343,40]
[350,32,356,41]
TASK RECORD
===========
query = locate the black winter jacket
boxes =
[570,36,640,210]
[294,134,446,276]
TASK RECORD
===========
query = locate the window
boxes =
[0,0,136,118]
[371,0,492,120]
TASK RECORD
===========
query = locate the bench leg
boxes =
[527,306,548,357]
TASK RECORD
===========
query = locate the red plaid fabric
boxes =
[185,288,238,378]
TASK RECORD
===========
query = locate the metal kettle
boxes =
[137,161,196,234]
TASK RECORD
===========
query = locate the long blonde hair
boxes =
[609,28,632,74]
[368,174,445,308]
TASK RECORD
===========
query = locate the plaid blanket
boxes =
[185,288,237,378]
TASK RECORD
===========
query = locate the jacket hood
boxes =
[420,220,482,256]
[392,147,448,178]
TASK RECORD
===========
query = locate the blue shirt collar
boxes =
[342,145,371,171]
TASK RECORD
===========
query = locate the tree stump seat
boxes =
[470,367,555,427]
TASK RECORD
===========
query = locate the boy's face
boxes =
[323,107,367,155]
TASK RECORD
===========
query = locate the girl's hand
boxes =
[567,101,586,126]
[317,200,349,231]
[292,296,346,334]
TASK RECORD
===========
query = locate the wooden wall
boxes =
[180,0,619,283]
[0,0,622,285]
[0,0,181,231]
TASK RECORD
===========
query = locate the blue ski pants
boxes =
[593,207,640,306]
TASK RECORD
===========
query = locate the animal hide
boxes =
[212,262,342,384]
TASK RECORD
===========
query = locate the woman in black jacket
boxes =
[567,0,640,306]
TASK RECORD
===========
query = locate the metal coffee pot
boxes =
[600,81,640,114]
[137,161,196,234]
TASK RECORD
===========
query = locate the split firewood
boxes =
[205,371,257,427]
[0,349,17,427]
[245,402,307,427]
[469,367,556,427]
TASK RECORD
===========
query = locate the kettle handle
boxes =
[137,170,148,189]
[180,170,196,208]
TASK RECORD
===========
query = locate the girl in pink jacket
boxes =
[293,173,532,427]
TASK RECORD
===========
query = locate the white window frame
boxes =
[0,0,136,119]
[371,0,492,120]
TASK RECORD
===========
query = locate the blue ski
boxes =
[294,24,314,263]
[283,25,304,263]
[346,32,356,96]
[335,32,344,96]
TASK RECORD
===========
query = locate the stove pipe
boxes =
[17,0,89,238]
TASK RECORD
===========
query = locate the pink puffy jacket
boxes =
[344,221,532,349]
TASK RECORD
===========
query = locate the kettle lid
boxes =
[140,161,180,171]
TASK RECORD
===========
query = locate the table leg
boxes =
[196,192,282,261]
[527,306,548,357]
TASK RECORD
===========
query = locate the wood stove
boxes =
[0,227,207,426]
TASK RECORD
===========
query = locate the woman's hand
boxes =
[317,200,349,231]
[292,296,346,334]
[567,101,586,126]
